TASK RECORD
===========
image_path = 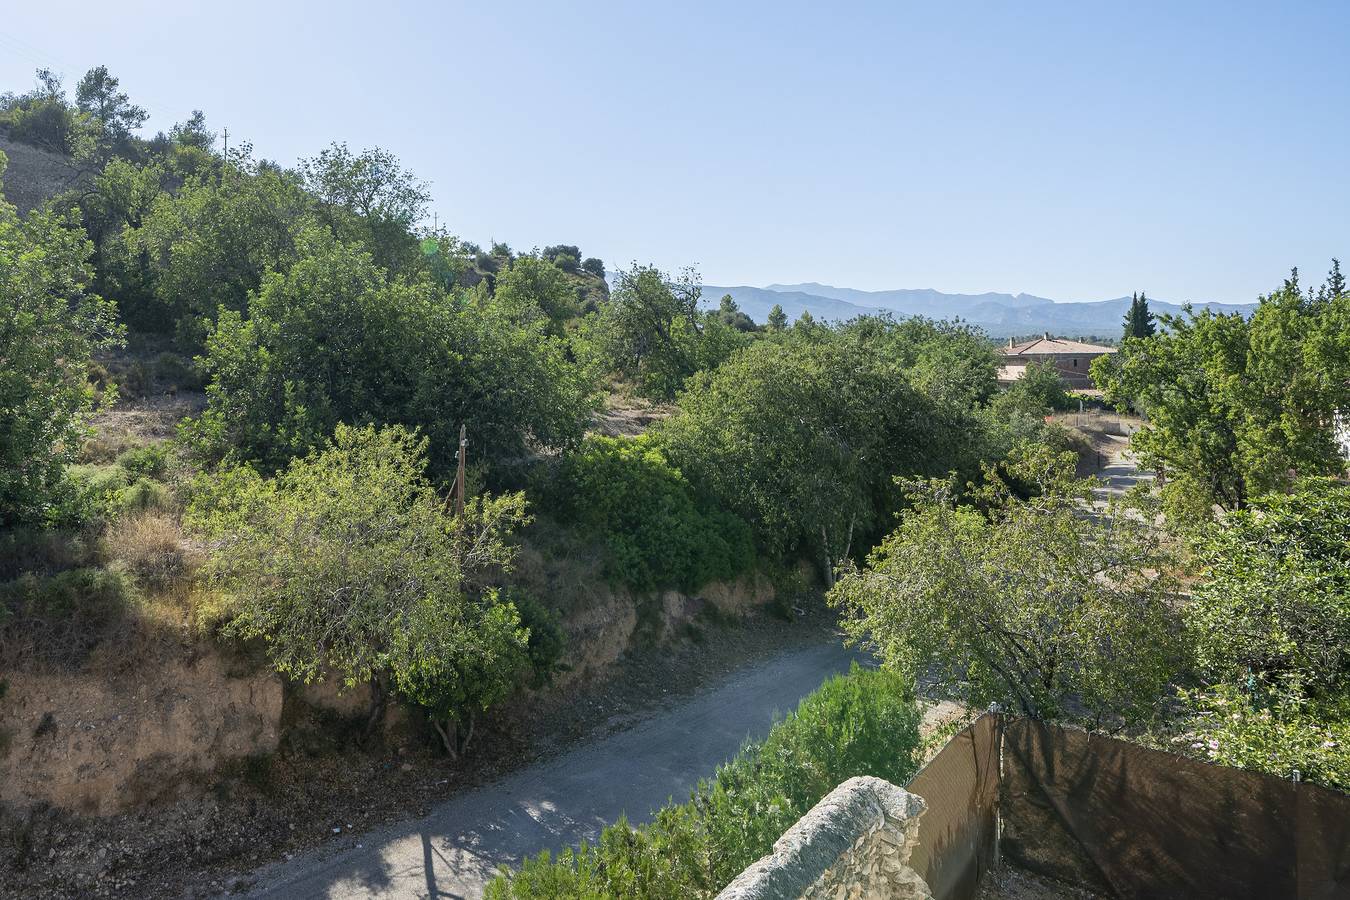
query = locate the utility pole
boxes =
[454,424,467,518]
[222,126,228,158]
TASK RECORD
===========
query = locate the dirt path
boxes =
[243,643,871,899]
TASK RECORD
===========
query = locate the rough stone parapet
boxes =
[716,775,933,900]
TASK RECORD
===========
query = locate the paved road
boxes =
[1092,434,1153,507]
[245,641,867,900]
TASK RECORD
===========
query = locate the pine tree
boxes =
[1123,292,1156,340]
[1326,259,1345,300]
[766,303,788,332]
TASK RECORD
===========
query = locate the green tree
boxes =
[831,448,1184,725]
[74,65,147,161]
[299,142,429,274]
[999,358,1071,412]
[715,294,757,333]
[188,232,594,476]
[1122,291,1156,339]
[0,68,93,157]
[542,434,754,591]
[660,333,956,583]
[0,152,123,524]
[126,152,315,341]
[585,265,746,400]
[189,424,530,743]
[1095,270,1350,513]
[1186,478,1350,698]
[493,254,581,334]
[581,256,605,279]
[765,303,788,332]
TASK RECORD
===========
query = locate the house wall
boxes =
[999,352,1108,387]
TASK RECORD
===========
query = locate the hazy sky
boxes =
[3,1,1347,303]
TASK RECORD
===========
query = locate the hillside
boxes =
[705,282,1258,337]
[0,133,82,214]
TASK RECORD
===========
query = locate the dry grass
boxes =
[101,511,201,592]
[0,528,97,580]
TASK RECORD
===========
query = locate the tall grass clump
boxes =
[485,664,921,899]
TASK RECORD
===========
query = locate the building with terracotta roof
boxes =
[997,333,1116,389]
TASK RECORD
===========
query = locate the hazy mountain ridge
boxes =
[706,282,1257,337]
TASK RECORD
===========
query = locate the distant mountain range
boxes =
[702,282,1256,338]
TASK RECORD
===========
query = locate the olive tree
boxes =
[831,447,1185,726]
[189,424,530,745]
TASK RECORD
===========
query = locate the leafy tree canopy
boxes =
[1095,265,1350,514]
[0,152,123,525]
[189,424,531,751]
[831,446,1185,725]
[187,231,595,477]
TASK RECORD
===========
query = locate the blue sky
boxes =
[3,1,1347,303]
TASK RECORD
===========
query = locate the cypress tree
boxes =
[1123,291,1156,339]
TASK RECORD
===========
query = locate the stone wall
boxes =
[717,775,933,900]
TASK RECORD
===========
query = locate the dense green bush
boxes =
[187,233,595,478]
[540,435,755,592]
[485,665,921,899]
[0,152,123,526]
[1179,478,1350,791]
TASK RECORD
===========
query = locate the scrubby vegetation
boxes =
[485,665,922,899]
[3,59,1349,899]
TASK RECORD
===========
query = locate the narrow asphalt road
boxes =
[244,641,867,900]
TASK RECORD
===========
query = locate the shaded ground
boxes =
[975,865,1105,900]
[243,641,872,900]
[1,604,847,899]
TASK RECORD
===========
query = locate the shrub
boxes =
[189,424,531,748]
[0,528,95,580]
[540,435,755,592]
[511,592,568,688]
[102,511,194,590]
[115,443,171,479]
[1180,679,1350,792]
[0,567,138,669]
[113,477,172,515]
[153,351,204,391]
[486,665,921,898]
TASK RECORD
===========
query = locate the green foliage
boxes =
[998,358,1072,412]
[485,665,922,898]
[714,294,757,333]
[0,567,138,669]
[75,65,148,161]
[1180,478,1350,787]
[1180,679,1350,792]
[581,257,605,279]
[493,254,582,334]
[659,328,964,580]
[1186,479,1350,699]
[125,153,315,342]
[1096,269,1350,513]
[188,424,531,746]
[831,450,1185,725]
[542,435,754,592]
[187,232,595,477]
[0,152,123,525]
[581,265,748,400]
[1122,291,1156,340]
[0,69,94,156]
[765,303,788,332]
[510,592,568,688]
[542,245,581,273]
[300,142,429,275]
